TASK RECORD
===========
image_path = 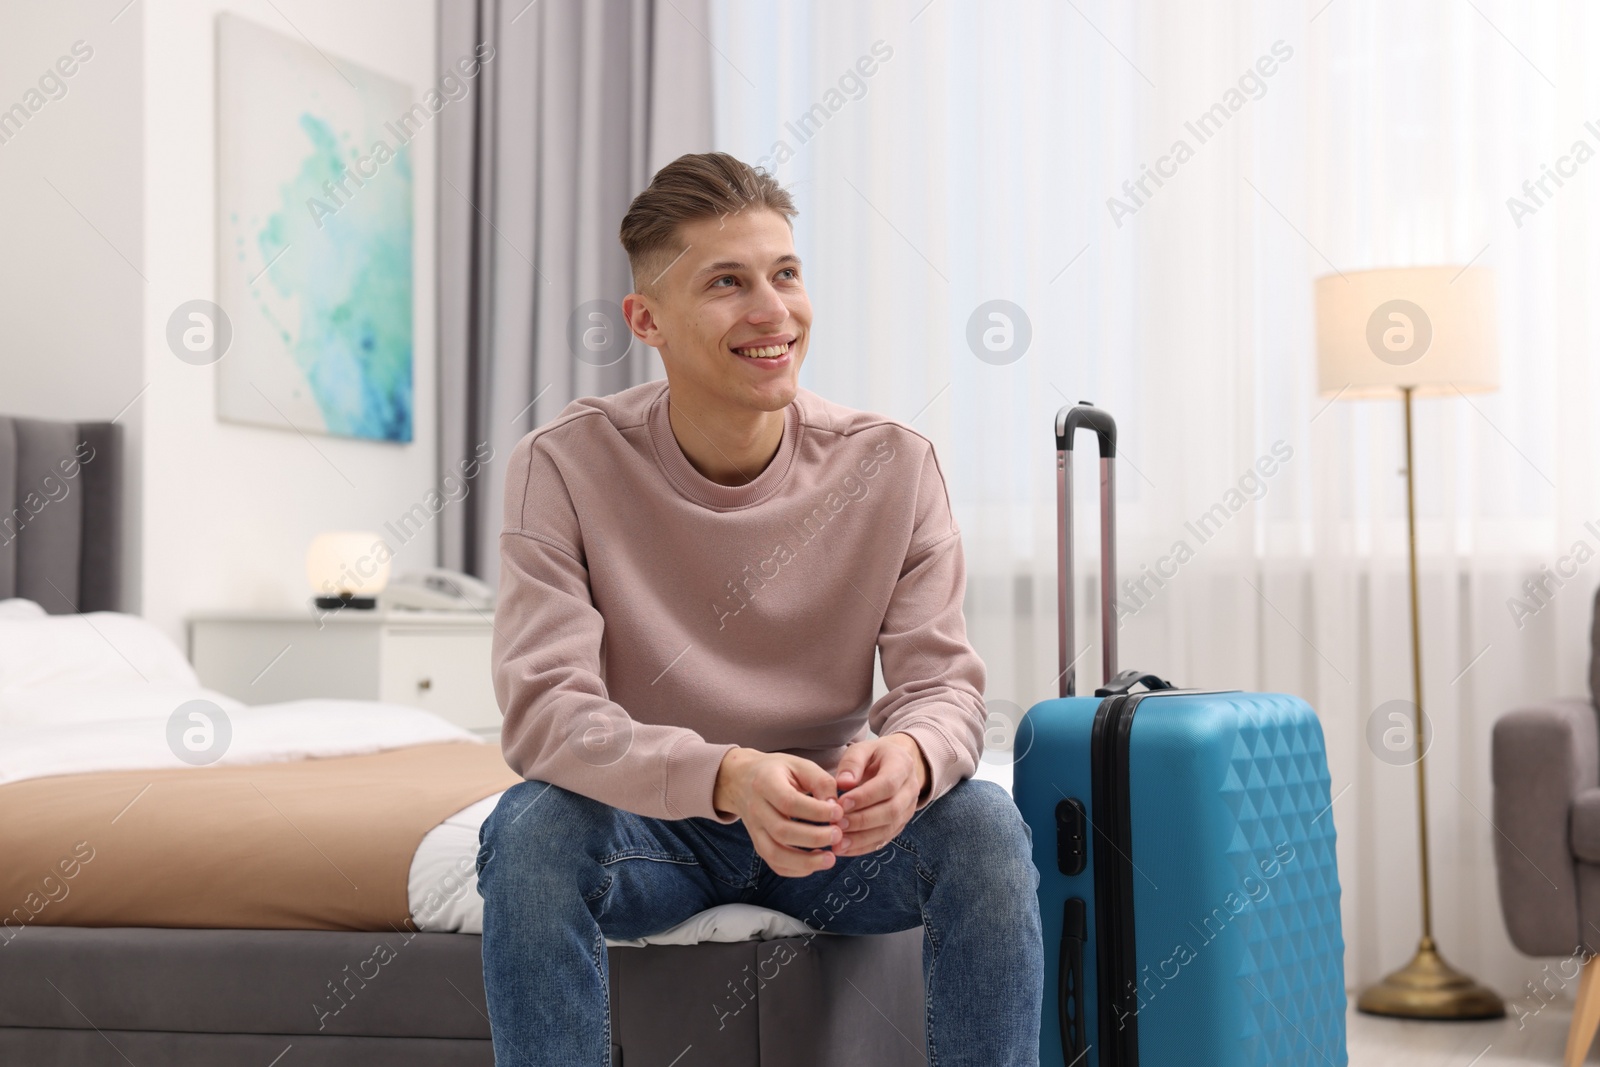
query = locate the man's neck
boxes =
[666,391,787,487]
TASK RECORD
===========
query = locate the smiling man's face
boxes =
[625,207,811,416]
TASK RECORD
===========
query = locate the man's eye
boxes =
[777,268,798,281]
[711,275,736,288]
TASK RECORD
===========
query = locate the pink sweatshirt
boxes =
[491,379,987,823]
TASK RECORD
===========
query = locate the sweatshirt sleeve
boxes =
[492,433,738,822]
[869,438,988,813]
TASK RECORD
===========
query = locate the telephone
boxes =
[384,568,496,612]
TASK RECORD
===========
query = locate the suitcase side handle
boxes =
[1059,896,1088,1062]
[1055,402,1117,697]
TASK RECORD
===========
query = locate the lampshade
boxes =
[305,531,392,597]
[1314,266,1499,398]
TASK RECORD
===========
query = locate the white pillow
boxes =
[0,682,244,729]
[0,612,200,693]
[0,598,47,619]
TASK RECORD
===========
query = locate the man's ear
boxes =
[622,291,664,348]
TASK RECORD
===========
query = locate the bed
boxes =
[0,414,929,1066]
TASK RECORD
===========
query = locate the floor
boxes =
[1348,1001,1578,1065]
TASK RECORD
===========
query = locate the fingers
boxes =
[746,756,847,876]
[758,797,842,851]
[746,748,916,873]
[764,761,841,825]
[838,765,897,814]
[834,742,870,792]
[833,792,910,855]
[839,792,903,835]
[787,758,840,810]
[834,819,902,857]
[831,743,917,857]
[750,824,838,877]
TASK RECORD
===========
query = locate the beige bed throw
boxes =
[0,742,521,932]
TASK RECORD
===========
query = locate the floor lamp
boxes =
[1313,265,1505,1019]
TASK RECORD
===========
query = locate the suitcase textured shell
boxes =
[1016,689,1347,1067]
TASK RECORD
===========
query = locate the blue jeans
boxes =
[476,775,1043,1066]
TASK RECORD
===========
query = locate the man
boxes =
[477,151,1043,1066]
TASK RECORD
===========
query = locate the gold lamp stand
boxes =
[1355,386,1504,1020]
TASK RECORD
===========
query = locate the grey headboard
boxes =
[0,416,123,614]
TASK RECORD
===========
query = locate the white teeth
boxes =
[737,343,789,359]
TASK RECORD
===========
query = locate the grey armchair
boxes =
[1493,587,1600,1067]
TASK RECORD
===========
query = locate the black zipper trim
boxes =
[1090,691,1138,1065]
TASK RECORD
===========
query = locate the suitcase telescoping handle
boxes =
[1055,402,1117,697]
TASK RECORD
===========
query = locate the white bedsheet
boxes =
[0,694,475,786]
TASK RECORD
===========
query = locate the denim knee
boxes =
[477,779,610,886]
[930,778,1038,893]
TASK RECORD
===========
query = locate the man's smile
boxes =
[730,334,797,365]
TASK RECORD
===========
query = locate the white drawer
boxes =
[379,627,502,732]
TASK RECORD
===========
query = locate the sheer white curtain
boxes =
[711,0,1600,996]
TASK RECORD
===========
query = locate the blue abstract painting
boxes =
[216,14,413,443]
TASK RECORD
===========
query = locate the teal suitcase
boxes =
[1014,403,1347,1066]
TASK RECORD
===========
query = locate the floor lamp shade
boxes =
[1314,266,1499,398]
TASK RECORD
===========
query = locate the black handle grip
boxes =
[1094,668,1176,697]
[1060,897,1087,1063]
[1056,402,1117,457]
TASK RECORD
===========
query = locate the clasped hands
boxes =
[712,734,930,878]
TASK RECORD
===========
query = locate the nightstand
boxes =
[187,608,503,736]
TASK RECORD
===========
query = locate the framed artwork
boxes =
[215,13,414,442]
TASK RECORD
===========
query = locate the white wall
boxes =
[0,3,144,419]
[140,0,439,645]
[0,0,146,611]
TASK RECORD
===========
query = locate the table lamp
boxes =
[1314,265,1503,1019]
[305,530,391,610]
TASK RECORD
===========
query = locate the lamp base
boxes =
[313,594,377,610]
[1356,937,1505,1019]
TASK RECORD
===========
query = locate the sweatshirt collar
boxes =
[647,383,802,511]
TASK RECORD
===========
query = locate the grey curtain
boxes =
[436,0,712,584]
